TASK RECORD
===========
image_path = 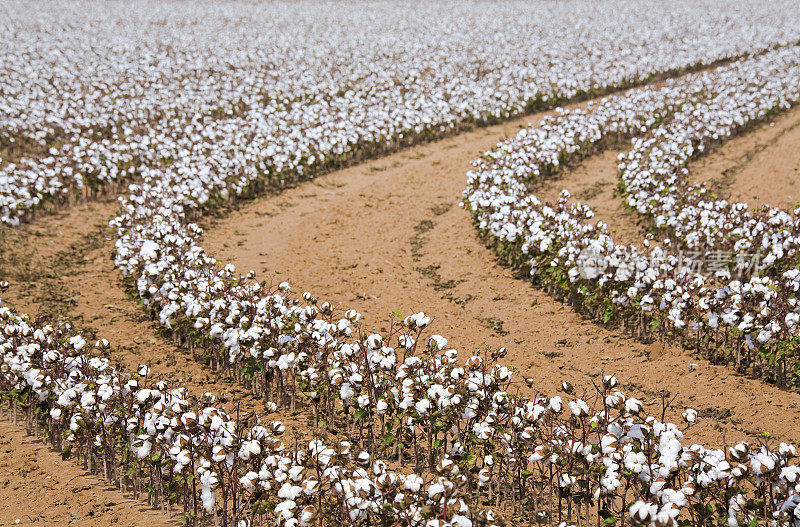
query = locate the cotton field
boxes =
[2,1,800,526]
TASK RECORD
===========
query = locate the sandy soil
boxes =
[0,419,176,526]
[690,104,800,209]
[203,107,800,447]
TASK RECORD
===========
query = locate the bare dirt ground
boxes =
[0,419,174,526]
[203,107,800,448]
[690,104,800,209]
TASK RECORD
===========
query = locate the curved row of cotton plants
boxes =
[0,305,497,527]
[618,88,800,271]
[4,0,800,225]
[465,45,800,386]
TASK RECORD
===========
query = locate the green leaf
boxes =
[353,408,366,423]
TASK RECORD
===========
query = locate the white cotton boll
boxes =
[135,389,151,404]
[299,505,317,526]
[411,312,431,328]
[625,398,643,415]
[601,435,619,454]
[239,440,262,461]
[404,474,423,493]
[569,399,590,417]
[450,515,473,527]
[240,471,258,491]
[69,335,86,351]
[209,323,224,338]
[212,445,228,463]
[339,383,355,404]
[364,333,383,349]
[175,449,191,469]
[751,451,776,475]
[629,501,656,524]
[132,437,152,459]
[140,240,159,260]
[427,482,445,501]
[55,387,78,413]
[200,471,218,512]
[428,335,447,350]
[79,391,96,408]
[278,482,303,500]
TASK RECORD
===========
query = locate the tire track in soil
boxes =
[203,105,800,447]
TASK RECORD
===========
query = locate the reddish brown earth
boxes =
[0,419,174,526]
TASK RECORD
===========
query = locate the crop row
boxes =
[0,306,498,526]
[465,45,800,387]
[3,277,800,526]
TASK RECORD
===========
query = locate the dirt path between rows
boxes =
[0,201,184,526]
[0,419,174,527]
[204,107,800,447]
[536,147,647,247]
